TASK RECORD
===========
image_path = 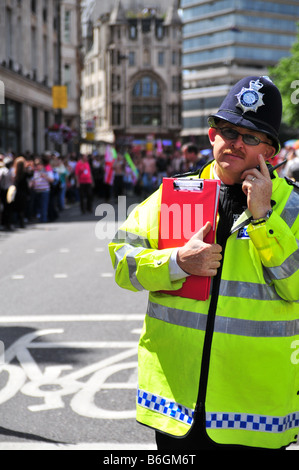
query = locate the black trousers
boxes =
[79,183,92,213]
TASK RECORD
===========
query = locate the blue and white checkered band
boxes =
[137,389,193,425]
[137,388,299,434]
[206,412,299,433]
[236,79,265,113]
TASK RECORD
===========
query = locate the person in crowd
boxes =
[182,142,205,172]
[0,156,14,230]
[75,153,93,214]
[141,152,157,198]
[48,153,60,222]
[31,155,54,223]
[284,149,299,181]
[113,153,125,200]
[12,156,31,228]
[56,155,69,211]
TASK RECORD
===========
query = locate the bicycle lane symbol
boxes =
[0,328,140,419]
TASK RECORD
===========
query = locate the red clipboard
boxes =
[158,177,220,301]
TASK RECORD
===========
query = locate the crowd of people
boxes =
[0,139,298,231]
[0,151,79,230]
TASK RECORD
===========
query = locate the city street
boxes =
[0,197,297,453]
[0,196,156,450]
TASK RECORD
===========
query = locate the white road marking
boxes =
[101,273,113,277]
[0,442,156,450]
[25,249,36,254]
[0,314,144,322]
[95,248,104,252]
[11,275,25,280]
[53,274,68,279]
[59,248,70,253]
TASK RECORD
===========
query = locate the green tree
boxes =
[269,26,299,130]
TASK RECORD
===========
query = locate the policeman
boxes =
[109,76,299,450]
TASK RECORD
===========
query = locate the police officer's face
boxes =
[208,122,275,184]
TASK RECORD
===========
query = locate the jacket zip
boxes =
[194,194,229,424]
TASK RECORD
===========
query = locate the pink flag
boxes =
[104,146,117,185]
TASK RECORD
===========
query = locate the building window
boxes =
[112,103,121,126]
[31,27,37,73]
[158,51,164,66]
[5,8,12,60]
[143,49,151,66]
[142,18,151,34]
[172,75,181,92]
[31,0,37,14]
[128,20,137,40]
[156,20,164,40]
[128,51,135,66]
[64,10,71,43]
[0,99,21,154]
[131,105,161,126]
[42,0,47,22]
[132,77,160,98]
[131,76,162,126]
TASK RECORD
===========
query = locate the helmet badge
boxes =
[235,79,265,113]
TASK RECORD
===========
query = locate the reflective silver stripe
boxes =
[114,245,146,291]
[112,229,151,248]
[126,247,145,291]
[114,245,131,269]
[280,188,299,228]
[264,240,299,281]
[214,315,299,337]
[219,279,281,301]
[147,300,207,331]
[147,301,299,337]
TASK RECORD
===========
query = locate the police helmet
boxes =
[208,76,282,154]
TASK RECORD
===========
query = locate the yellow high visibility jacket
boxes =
[108,160,299,449]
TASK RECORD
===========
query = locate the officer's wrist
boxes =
[251,209,273,225]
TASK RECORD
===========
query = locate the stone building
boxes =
[81,0,182,154]
[0,0,82,155]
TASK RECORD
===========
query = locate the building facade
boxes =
[0,0,82,156]
[81,0,182,154]
[181,0,299,147]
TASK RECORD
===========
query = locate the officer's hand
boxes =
[241,154,272,219]
[177,222,222,277]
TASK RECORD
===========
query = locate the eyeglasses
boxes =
[216,127,272,147]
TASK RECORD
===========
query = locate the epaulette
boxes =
[284,176,299,191]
